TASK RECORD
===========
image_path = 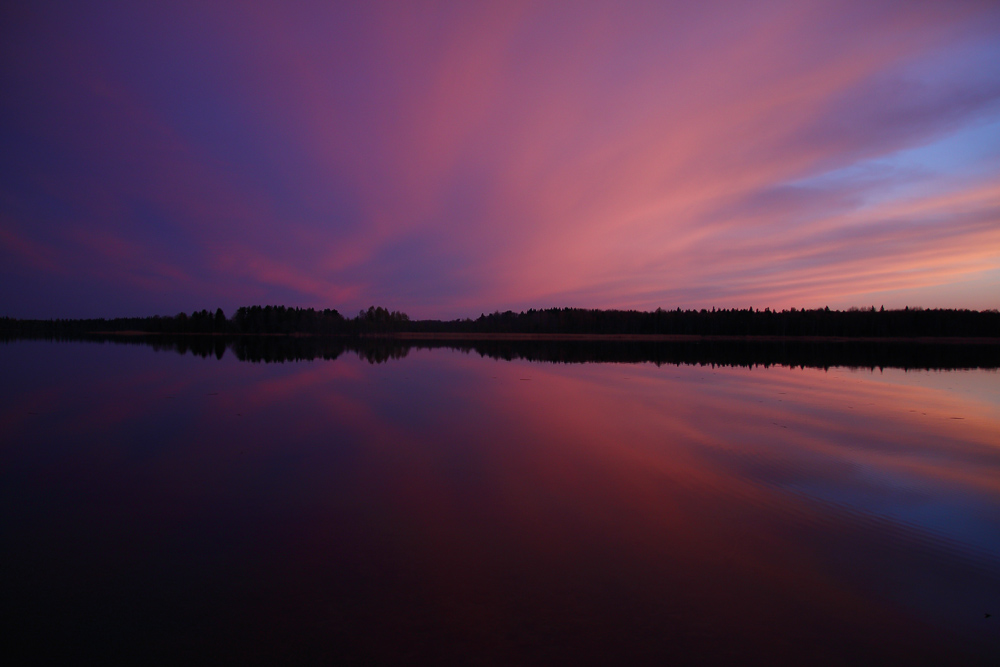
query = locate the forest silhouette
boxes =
[3,328,999,371]
[2,304,999,339]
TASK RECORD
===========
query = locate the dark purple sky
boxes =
[2,1,999,319]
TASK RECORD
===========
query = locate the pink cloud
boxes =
[2,1,999,316]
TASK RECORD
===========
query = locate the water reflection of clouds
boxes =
[477,357,1000,624]
[619,364,1000,554]
[3,342,999,662]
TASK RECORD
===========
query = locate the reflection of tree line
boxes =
[2,304,998,337]
[229,337,408,364]
[6,332,997,370]
[441,338,1000,370]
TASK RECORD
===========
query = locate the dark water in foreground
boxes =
[2,340,999,664]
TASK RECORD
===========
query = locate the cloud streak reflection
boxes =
[2,341,998,662]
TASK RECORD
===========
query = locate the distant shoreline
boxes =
[80,331,1000,344]
[382,332,1000,344]
[6,305,998,339]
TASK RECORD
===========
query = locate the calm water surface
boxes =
[2,340,999,664]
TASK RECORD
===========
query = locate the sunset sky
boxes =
[2,1,999,319]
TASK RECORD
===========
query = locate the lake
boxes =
[2,338,999,664]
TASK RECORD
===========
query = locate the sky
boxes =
[2,0,999,319]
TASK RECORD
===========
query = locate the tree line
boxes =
[411,306,1000,337]
[2,304,998,339]
[0,305,409,338]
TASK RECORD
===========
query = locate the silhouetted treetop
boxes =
[401,306,1000,338]
[2,305,998,339]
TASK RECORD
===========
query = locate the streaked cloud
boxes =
[1,0,998,317]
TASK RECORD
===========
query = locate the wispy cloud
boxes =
[2,1,998,316]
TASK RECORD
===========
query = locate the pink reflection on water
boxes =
[2,344,998,662]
